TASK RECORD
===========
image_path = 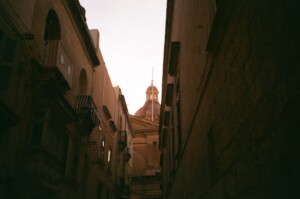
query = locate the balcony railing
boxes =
[118,131,127,150]
[75,95,100,134]
[40,40,73,93]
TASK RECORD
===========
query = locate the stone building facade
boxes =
[0,1,132,198]
[82,30,133,199]
[159,0,300,199]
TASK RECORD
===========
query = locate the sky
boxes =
[80,0,167,114]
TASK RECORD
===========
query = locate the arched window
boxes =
[42,9,61,68]
[44,9,61,40]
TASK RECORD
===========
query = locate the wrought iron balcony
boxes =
[75,95,100,135]
[124,147,131,162]
[118,131,127,150]
[39,40,73,93]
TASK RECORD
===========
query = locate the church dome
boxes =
[134,85,160,121]
[146,85,159,94]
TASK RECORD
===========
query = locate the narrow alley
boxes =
[0,0,299,199]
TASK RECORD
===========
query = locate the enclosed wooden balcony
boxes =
[75,95,100,135]
[39,40,73,94]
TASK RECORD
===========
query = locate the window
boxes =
[72,139,79,180]
[59,130,68,172]
[119,116,122,131]
[30,110,47,146]
[175,80,182,157]
[42,109,67,157]
[97,184,102,199]
[207,128,218,185]
[107,148,112,162]
[0,30,19,92]
[99,137,105,159]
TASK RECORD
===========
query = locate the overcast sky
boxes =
[80,0,167,114]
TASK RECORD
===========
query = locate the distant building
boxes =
[131,84,162,199]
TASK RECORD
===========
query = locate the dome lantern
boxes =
[134,84,160,122]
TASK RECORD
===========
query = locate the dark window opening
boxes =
[44,9,61,40]
[0,31,19,91]
[176,80,182,157]
[2,37,17,63]
[72,140,79,180]
[31,123,44,146]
